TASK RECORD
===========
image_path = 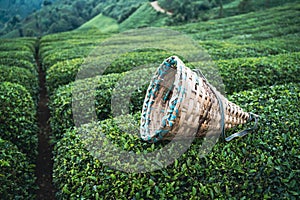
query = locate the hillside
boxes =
[0,0,146,37]
[0,0,299,199]
[1,0,296,38]
[119,2,169,31]
[0,0,56,30]
[77,2,170,33]
[77,14,119,33]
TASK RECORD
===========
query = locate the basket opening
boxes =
[141,56,184,142]
[148,66,177,137]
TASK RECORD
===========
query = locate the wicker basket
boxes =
[140,56,258,143]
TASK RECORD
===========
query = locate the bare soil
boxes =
[150,1,173,15]
[35,39,57,200]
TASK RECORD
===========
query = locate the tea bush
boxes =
[46,58,84,94]
[0,82,38,162]
[49,68,154,141]
[177,2,300,40]
[0,58,37,74]
[53,82,300,199]
[40,43,94,59]
[39,37,108,58]
[49,73,121,141]
[0,65,39,100]
[188,52,300,93]
[39,30,109,69]
[216,52,300,94]
[47,47,299,104]
[39,29,108,44]
[199,37,300,60]
[0,38,36,52]
[45,50,171,94]
[103,49,171,75]
[0,51,35,63]
[0,41,32,52]
[0,138,37,199]
[41,47,91,71]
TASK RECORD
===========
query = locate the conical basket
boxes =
[140,56,258,143]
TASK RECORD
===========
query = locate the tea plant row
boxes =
[0,38,38,199]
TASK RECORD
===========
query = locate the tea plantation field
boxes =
[1,2,299,199]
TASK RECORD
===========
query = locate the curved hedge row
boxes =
[216,52,300,94]
[39,28,108,45]
[177,2,300,40]
[45,50,172,94]
[103,49,171,75]
[0,58,37,74]
[200,37,300,60]
[47,51,299,103]
[0,42,32,52]
[0,82,38,162]
[53,83,300,199]
[0,51,35,63]
[49,68,153,141]
[39,31,109,70]
[0,138,37,199]
[0,38,36,52]
[39,40,100,59]
[0,65,39,100]
[41,47,91,70]
[46,58,84,94]
[49,52,299,142]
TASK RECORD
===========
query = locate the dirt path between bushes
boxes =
[150,1,173,15]
[35,39,57,199]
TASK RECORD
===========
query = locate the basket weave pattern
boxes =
[141,56,250,142]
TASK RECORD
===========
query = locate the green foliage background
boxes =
[0,0,299,199]
[2,0,298,37]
